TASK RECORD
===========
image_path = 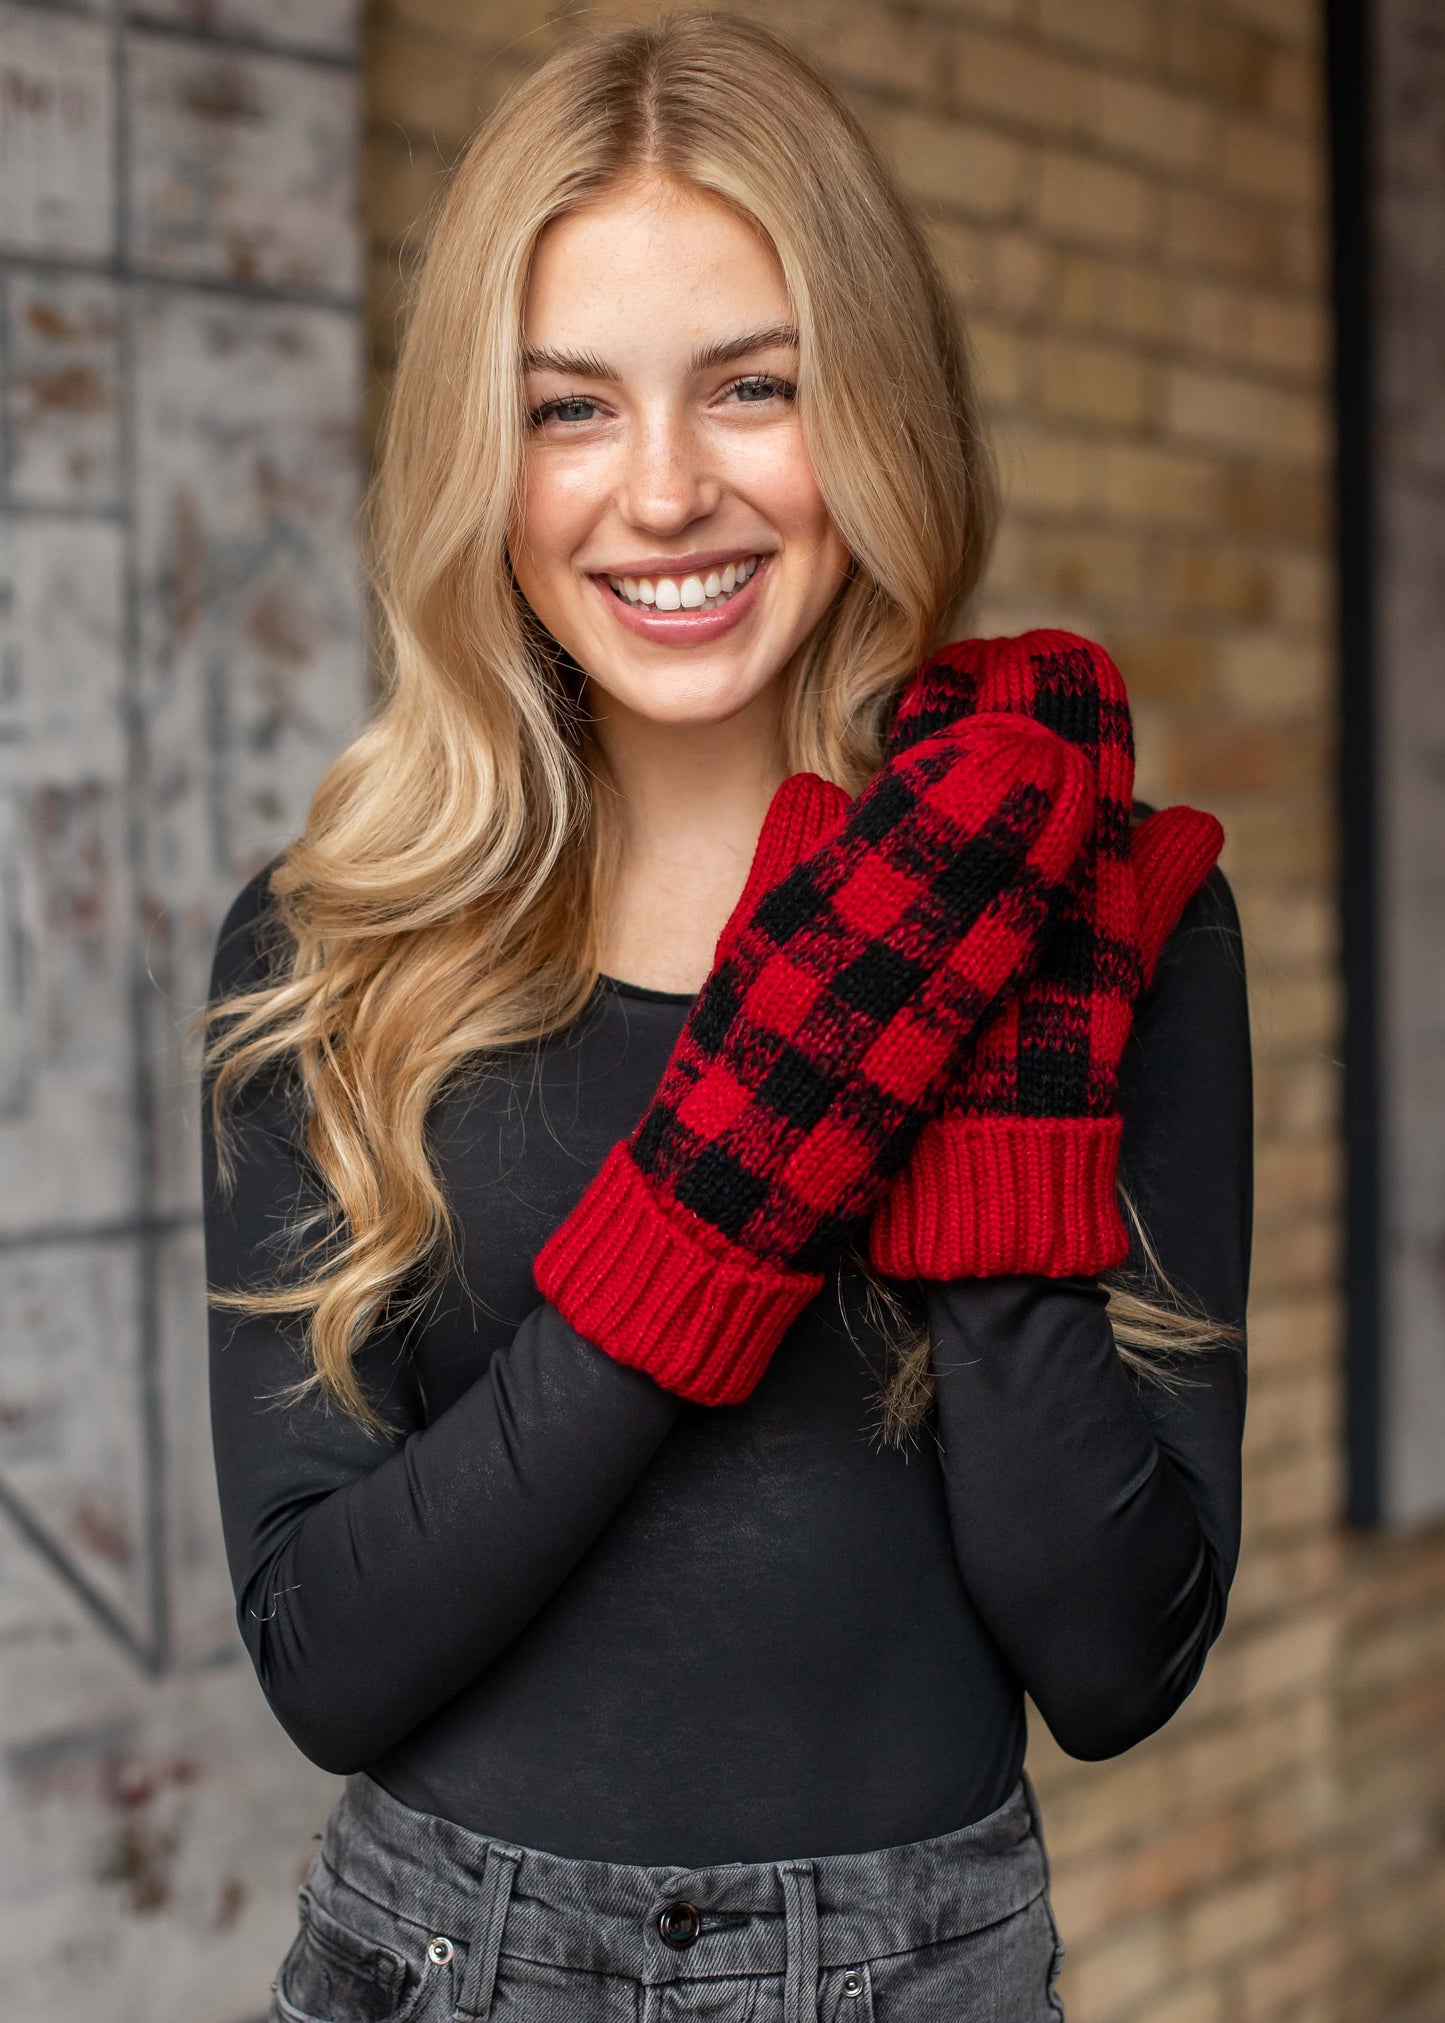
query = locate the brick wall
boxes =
[362,2,1445,2019]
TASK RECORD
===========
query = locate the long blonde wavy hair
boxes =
[205,11,1236,1443]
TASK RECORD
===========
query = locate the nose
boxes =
[619,407,720,535]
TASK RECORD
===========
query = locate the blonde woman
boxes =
[204,17,1250,2022]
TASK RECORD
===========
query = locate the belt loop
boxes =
[1020,1767,1053,1887]
[457,1843,521,2020]
[779,1860,820,2023]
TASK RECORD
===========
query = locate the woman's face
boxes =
[511,176,852,731]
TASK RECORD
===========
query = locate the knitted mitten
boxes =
[535,716,1094,1404]
[867,629,1224,1280]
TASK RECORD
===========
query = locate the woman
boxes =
[204,16,1251,2022]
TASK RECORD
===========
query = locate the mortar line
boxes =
[125,9,358,72]
[112,4,173,1680]
[0,1477,158,1677]
[0,1210,201,1253]
[0,248,361,316]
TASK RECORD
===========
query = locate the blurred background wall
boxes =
[0,1,1441,2019]
[0,1,365,2016]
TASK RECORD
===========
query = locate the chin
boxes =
[589,645,782,728]
[615,677,772,729]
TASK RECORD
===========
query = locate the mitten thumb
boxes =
[1132,804,1225,986]
[714,772,851,964]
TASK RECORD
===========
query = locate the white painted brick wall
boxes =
[0,2,367,2015]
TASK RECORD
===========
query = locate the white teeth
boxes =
[607,557,763,611]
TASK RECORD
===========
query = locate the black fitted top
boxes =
[204,853,1251,1866]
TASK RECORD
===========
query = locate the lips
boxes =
[590,552,770,643]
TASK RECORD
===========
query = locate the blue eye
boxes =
[527,376,796,427]
[726,374,796,404]
[530,396,599,426]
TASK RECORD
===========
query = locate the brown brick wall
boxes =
[361,3,1445,2018]
[1341,1532,1445,2023]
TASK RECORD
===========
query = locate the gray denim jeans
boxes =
[269,1770,1066,2023]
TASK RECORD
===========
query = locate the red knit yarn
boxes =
[531,1140,825,1405]
[1133,803,1228,986]
[536,717,1095,1404]
[531,772,852,1406]
[882,1115,1128,1278]
[870,630,1224,1281]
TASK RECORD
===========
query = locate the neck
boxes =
[589,684,789,993]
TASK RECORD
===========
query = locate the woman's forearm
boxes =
[926,1273,1237,1758]
[925,865,1251,1758]
[210,1292,683,1773]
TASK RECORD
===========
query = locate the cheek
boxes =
[727,427,839,547]
[515,453,602,574]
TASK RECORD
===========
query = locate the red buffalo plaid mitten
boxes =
[867,629,1225,1280]
[535,715,1094,1405]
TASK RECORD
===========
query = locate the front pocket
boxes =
[272,1885,423,2023]
[863,1895,1063,2021]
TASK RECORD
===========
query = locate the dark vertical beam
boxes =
[1326,0,1383,1529]
[115,15,172,1668]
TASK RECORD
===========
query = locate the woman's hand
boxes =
[869,629,1223,1280]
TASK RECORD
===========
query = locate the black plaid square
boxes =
[833,942,924,1021]
[673,1142,770,1241]
[758,1044,836,1131]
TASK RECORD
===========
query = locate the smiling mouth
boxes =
[604,556,762,613]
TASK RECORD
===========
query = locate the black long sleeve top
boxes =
[204,853,1251,1866]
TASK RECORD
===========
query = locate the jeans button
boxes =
[842,1970,864,1998]
[658,1899,702,1948]
[427,1935,455,1965]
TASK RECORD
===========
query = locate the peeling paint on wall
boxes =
[0,5,114,259]
[5,271,123,509]
[0,0,365,2015]
[128,36,359,291]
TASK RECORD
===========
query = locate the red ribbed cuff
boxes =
[867,1116,1129,1280]
[534,1142,824,1406]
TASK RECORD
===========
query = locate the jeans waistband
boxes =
[319,1772,1050,2021]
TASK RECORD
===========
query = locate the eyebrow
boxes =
[521,325,800,379]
